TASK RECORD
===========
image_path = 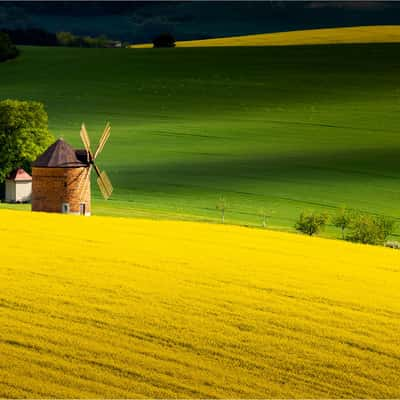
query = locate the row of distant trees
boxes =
[216,198,397,246]
[56,31,122,48]
[1,28,177,48]
[295,208,396,245]
[294,208,395,243]
[1,28,122,48]
[1,28,177,49]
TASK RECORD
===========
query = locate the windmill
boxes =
[79,122,113,200]
[31,122,113,216]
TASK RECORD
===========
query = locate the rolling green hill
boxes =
[1,40,400,235]
[131,25,400,47]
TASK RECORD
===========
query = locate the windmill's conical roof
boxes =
[32,139,87,168]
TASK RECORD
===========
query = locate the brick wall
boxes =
[31,167,91,215]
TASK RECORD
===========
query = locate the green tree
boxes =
[153,33,176,48]
[258,208,275,228]
[56,31,77,46]
[375,215,396,241]
[346,213,380,245]
[0,32,18,62]
[0,100,54,182]
[295,211,329,236]
[57,32,111,48]
[346,213,395,245]
[332,206,354,239]
[216,197,228,224]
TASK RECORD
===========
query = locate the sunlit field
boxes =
[2,26,400,235]
[0,209,399,398]
[131,25,400,47]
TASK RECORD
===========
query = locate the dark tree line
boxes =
[0,32,18,62]
[1,28,122,48]
[2,28,58,46]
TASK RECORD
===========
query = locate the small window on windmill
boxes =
[79,203,86,216]
[62,203,70,214]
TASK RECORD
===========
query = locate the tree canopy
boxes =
[152,33,176,48]
[0,100,54,182]
[295,211,329,236]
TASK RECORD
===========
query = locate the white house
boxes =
[5,168,32,203]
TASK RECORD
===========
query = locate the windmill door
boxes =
[79,203,86,216]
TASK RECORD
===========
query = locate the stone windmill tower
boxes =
[31,123,113,215]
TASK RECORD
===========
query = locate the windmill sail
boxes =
[99,170,113,197]
[80,123,93,163]
[94,122,111,160]
[79,122,113,201]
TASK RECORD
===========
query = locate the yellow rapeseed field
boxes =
[0,209,399,398]
[131,25,400,48]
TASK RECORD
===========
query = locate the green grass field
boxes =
[2,33,400,236]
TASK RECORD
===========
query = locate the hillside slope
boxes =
[131,25,400,47]
[0,210,399,397]
[2,43,400,233]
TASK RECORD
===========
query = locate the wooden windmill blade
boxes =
[93,122,111,160]
[97,175,109,199]
[78,165,92,199]
[100,170,113,196]
[96,170,113,199]
[96,171,113,200]
[80,123,93,162]
[92,163,113,200]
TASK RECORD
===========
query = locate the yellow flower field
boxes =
[131,25,400,48]
[0,209,399,398]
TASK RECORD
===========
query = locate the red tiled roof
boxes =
[6,168,32,181]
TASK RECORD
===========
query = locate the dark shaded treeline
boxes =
[0,32,18,61]
[2,28,57,46]
[1,28,122,47]
[2,1,400,43]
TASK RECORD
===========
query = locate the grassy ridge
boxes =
[1,43,400,235]
[131,25,400,48]
[0,209,399,397]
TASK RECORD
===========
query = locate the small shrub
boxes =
[385,241,400,249]
[295,211,329,236]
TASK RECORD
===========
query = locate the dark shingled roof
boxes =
[32,139,88,168]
